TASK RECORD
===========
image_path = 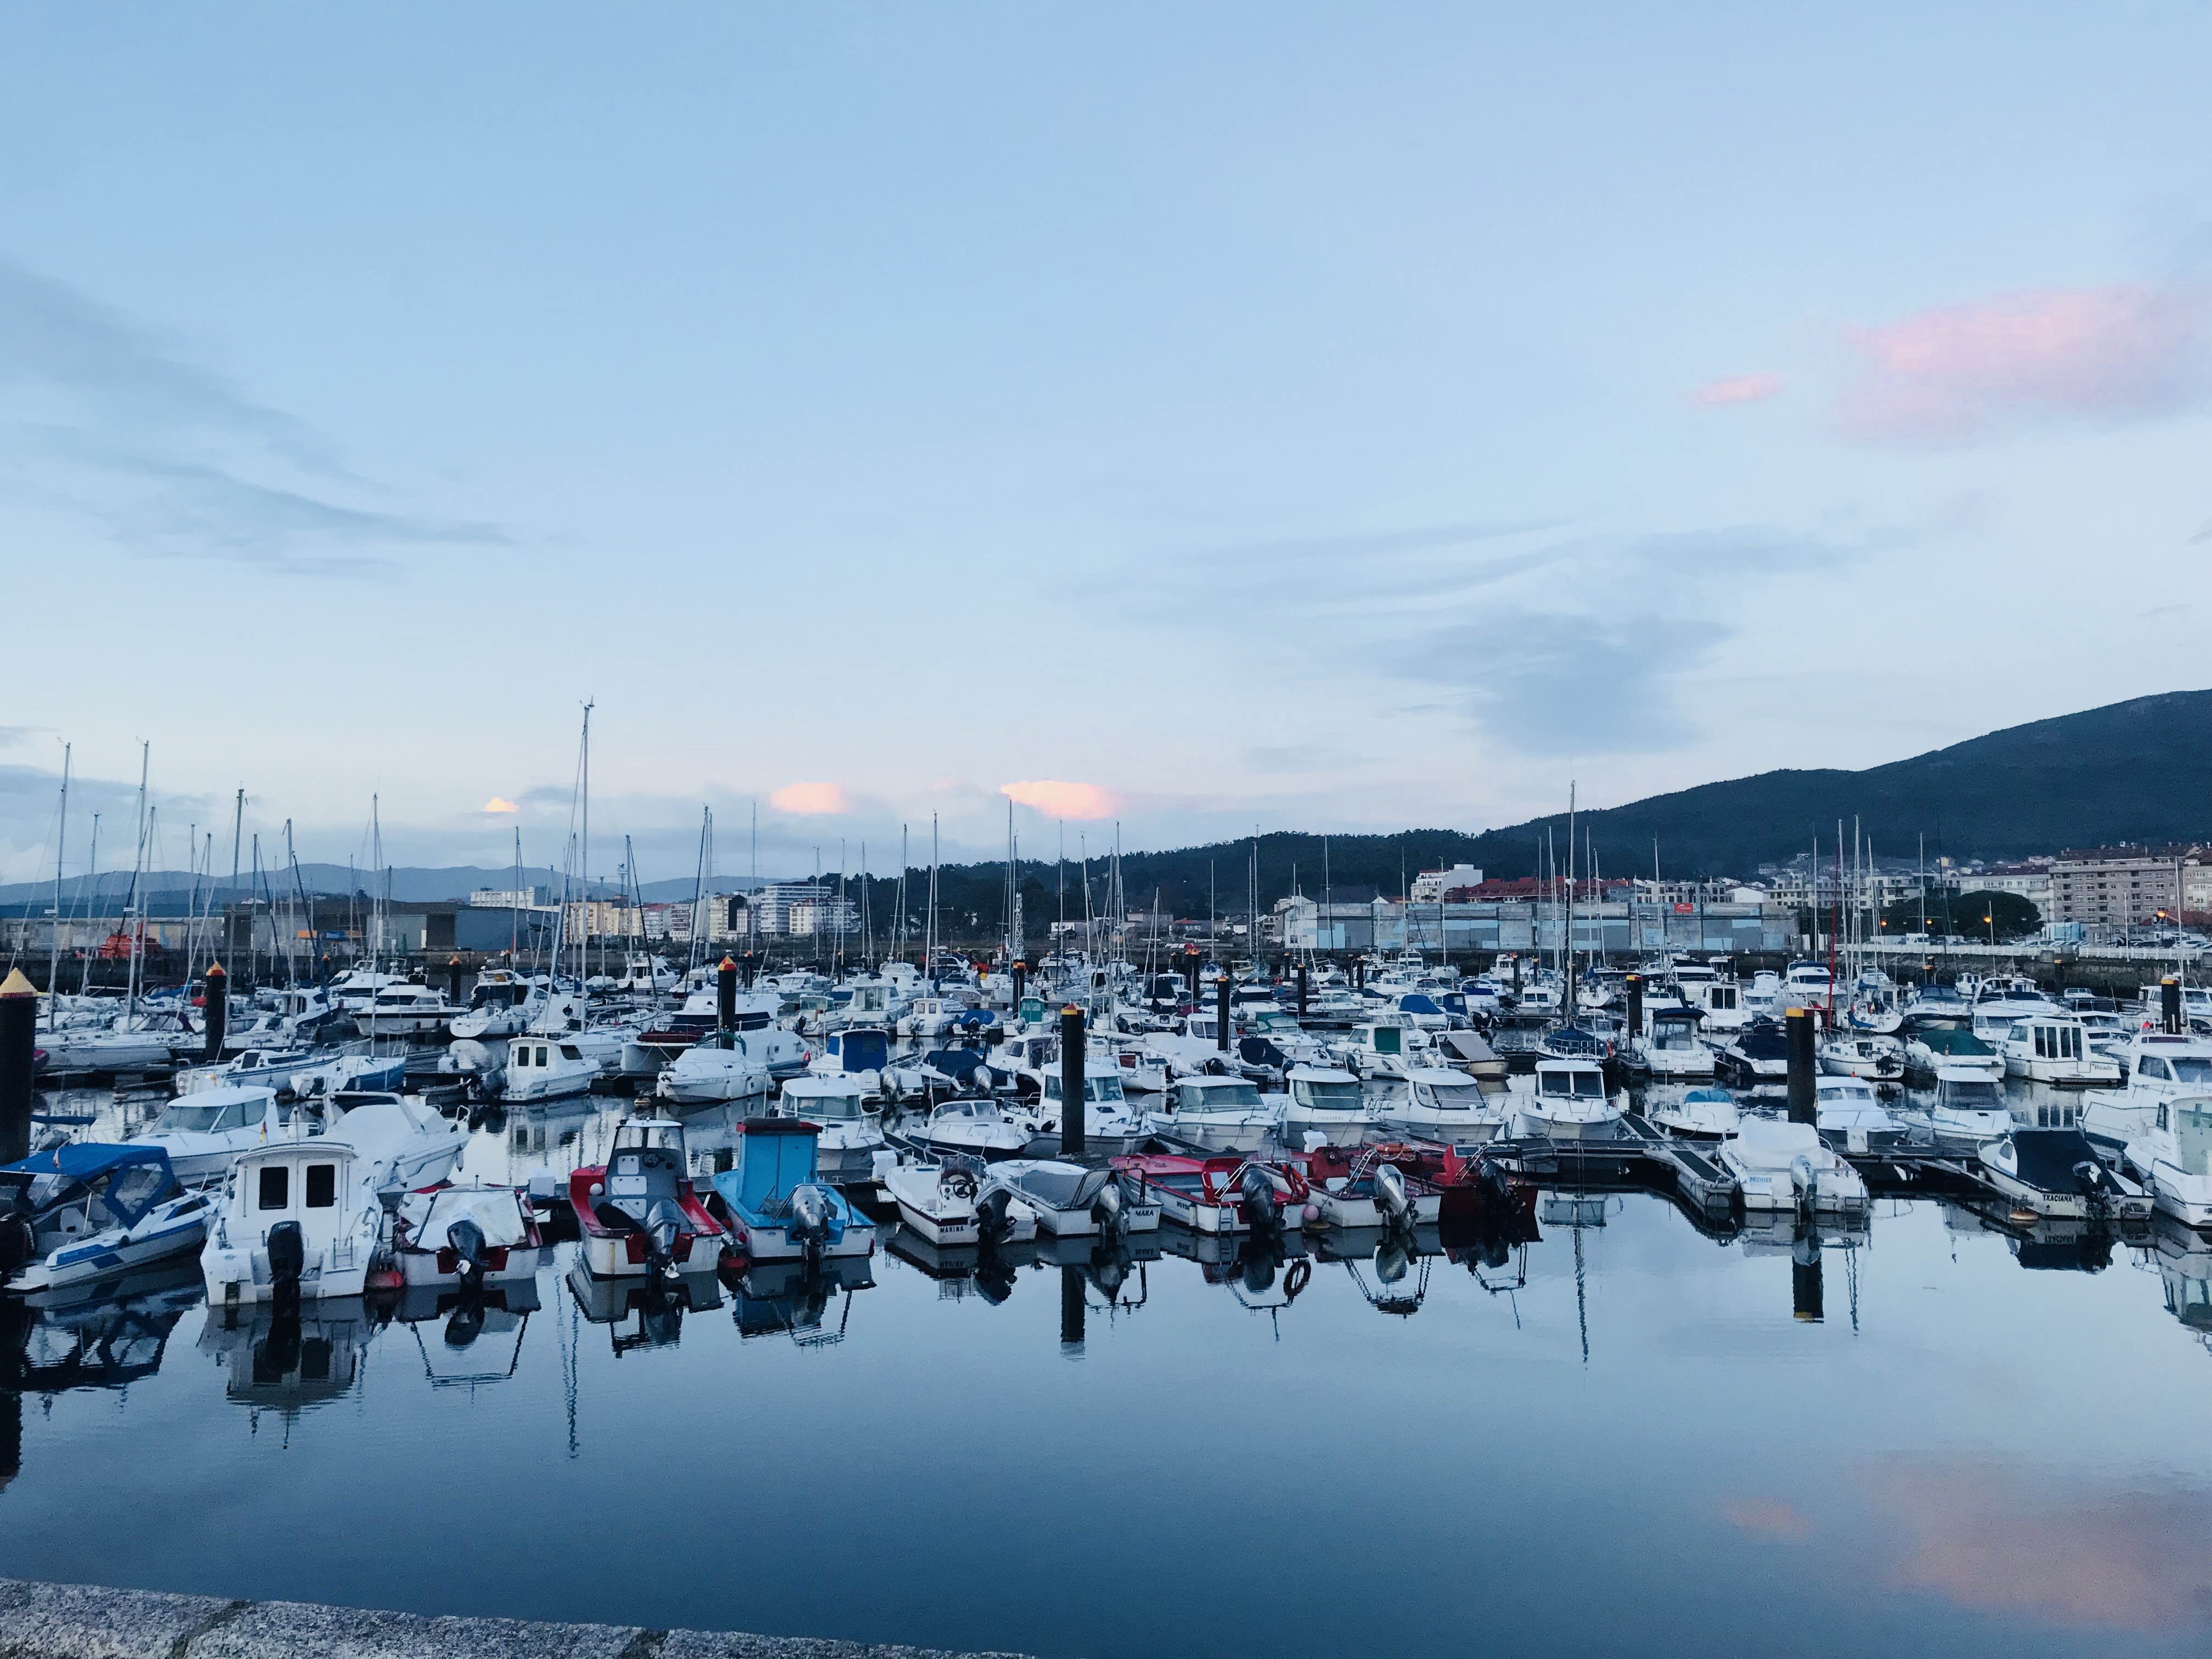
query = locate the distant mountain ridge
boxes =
[5,691,2203,916]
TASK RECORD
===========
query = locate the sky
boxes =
[1,4,2208,888]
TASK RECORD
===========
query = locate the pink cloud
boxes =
[769,781,851,815]
[1836,284,2207,445]
[1000,780,1119,820]
[1695,372,1785,407]
[480,796,518,815]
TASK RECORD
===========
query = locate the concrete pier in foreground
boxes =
[0,1578,1033,1659]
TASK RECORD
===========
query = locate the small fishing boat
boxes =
[1903,1023,2004,1082]
[2083,1034,2212,1153]
[1299,1143,1443,1228]
[1139,1075,1282,1153]
[1998,1012,2123,1087]
[1511,1058,1624,1141]
[1714,1118,1870,1214]
[0,1144,216,1297]
[709,1118,874,1264]
[505,1037,601,1102]
[875,1154,1004,1247]
[656,1037,774,1108]
[2124,1096,2212,1229]
[978,1160,1160,1238]
[1926,1065,2014,1144]
[1646,1085,1740,1141]
[1820,1032,1905,1082]
[1110,1154,1312,1236]
[902,1097,1031,1162]
[1977,1128,2150,1222]
[390,1183,546,1288]
[1280,1064,1371,1143]
[568,1116,727,1279]
[1714,1021,1791,1087]
[1370,1066,1509,1143]
[1814,1076,1909,1154]
[1633,1008,1716,1080]
[201,1096,468,1304]
[353,983,466,1036]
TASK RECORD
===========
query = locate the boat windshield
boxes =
[1088,1075,1125,1104]
[1178,1082,1261,1109]
[2172,1057,2212,1085]
[1943,1079,2002,1107]
[1294,1079,1363,1107]
[1421,1081,1485,1108]
[2176,1104,2212,1177]
[794,1089,864,1121]
[1539,1070,1605,1098]
[1655,1022,1696,1050]
[153,1097,261,1134]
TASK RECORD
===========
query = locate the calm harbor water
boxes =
[7,1077,2212,1658]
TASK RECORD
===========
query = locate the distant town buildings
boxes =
[1409,864,1483,902]
[2050,847,2193,928]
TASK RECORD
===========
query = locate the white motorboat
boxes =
[174,1045,323,1096]
[451,980,548,1040]
[2125,1094,2212,1229]
[390,1183,545,1288]
[1140,1074,1282,1153]
[656,1039,773,1108]
[35,1017,180,1075]
[1926,1065,2014,1144]
[2083,1034,2212,1153]
[1511,1059,1624,1141]
[1715,1022,1791,1087]
[568,1115,727,1279]
[1634,1008,1716,1081]
[200,1096,466,1303]
[904,1098,1030,1162]
[1334,1020,1431,1081]
[1814,1076,1908,1154]
[776,1073,885,1181]
[128,1086,286,1184]
[1776,961,1836,1011]
[1691,979,1751,1034]
[1901,1024,2004,1081]
[1821,1032,1905,1083]
[980,1160,1160,1237]
[1716,1118,1870,1212]
[353,983,465,1036]
[324,1092,469,1192]
[1280,1064,1371,1143]
[505,1037,601,1103]
[1012,1063,1147,1156]
[0,1144,217,1298]
[1646,1085,1740,1141]
[1997,1012,2122,1087]
[1372,1066,1509,1143]
[877,1153,995,1246]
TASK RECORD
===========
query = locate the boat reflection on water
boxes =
[726,1255,874,1344]
[2148,1212,2212,1350]
[198,1295,387,1415]
[2,1261,205,1491]
[564,1260,721,1356]
[1312,1222,1445,1316]
[1740,1217,1870,1325]
[1158,1223,1315,1328]
[394,1278,541,1387]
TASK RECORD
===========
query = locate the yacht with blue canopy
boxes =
[1,1143,216,1299]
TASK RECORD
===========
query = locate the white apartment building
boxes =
[1409,865,1483,902]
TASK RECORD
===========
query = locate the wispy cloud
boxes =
[1001,780,1119,820]
[0,256,507,573]
[769,782,853,815]
[1695,373,1785,407]
[1834,284,2210,447]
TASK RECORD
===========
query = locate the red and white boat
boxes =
[391,1183,548,1288]
[569,1116,726,1279]
[1110,1154,1312,1235]
[1297,1143,1448,1229]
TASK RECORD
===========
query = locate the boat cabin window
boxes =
[559,1044,583,1061]
[101,1163,168,1222]
[1421,1080,1484,1107]
[1293,1077,1363,1107]
[304,1164,337,1208]
[258,1166,289,1211]
[1374,1026,1402,1055]
[2141,1057,2172,1082]
[2174,1057,2212,1085]
[2033,1024,2083,1061]
[153,1101,228,1134]
[1538,1070,1604,1098]
[1944,1078,2001,1107]
[1710,986,1737,1009]
[1177,1081,1261,1109]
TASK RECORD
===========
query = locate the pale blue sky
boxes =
[2,5,2208,884]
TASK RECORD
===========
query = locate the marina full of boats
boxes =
[6,943,2212,1319]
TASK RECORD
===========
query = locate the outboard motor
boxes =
[443,1299,487,1348]
[788,1182,831,1266]
[445,1217,488,1286]
[0,1212,31,1275]
[641,1198,686,1280]
[1092,1178,1127,1242]
[266,1219,307,1305]
[1374,1161,1414,1228]
[1375,1234,1412,1285]
[1239,1162,1282,1242]
[1789,1153,1819,1216]
[976,1186,1016,1246]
